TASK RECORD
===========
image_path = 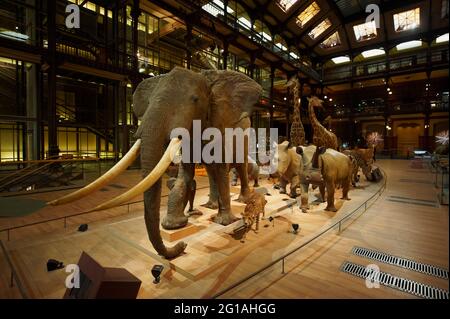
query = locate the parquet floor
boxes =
[0,159,447,299]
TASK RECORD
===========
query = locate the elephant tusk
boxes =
[87,137,182,212]
[47,139,142,206]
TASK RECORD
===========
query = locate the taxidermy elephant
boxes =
[48,67,262,259]
[230,158,260,187]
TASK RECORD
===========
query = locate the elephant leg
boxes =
[201,164,219,209]
[162,163,194,229]
[324,180,337,212]
[236,163,251,203]
[230,168,238,186]
[212,163,238,225]
[187,179,202,216]
[141,142,186,259]
[253,176,259,188]
[279,177,288,194]
[290,175,300,198]
[341,180,351,200]
[319,184,326,203]
[300,183,310,213]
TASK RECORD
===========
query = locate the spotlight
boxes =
[151,265,164,284]
[78,224,88,232]
[292,223,300,234]
[47,259,64,272]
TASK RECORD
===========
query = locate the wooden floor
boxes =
[0,159,448,299]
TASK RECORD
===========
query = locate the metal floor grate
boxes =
[352,247,448,280]
[341,261,449,299]
[386,197,438,207]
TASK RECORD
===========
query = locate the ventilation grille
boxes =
[352,246,449,280]
[341,261,449,299]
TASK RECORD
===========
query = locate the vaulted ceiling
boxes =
[238,0,448,62]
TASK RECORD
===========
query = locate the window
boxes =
[361,48,385,58]
[442,0,449,18]
[296,2,320,28]
[396,40,422,51]
[393,8,420,32]
[309,19,331,40]
[436,33,449,43]
[277,0,299,12]
[332,56,350,64]
[353,21,377,42]
[320,32,341,49]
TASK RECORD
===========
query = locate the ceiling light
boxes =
[436,33,449,43]
[388,91,393,95]
[361,48,385,58]
[324,95,328,99]
[331,56,350,64]
[396,40,422,51]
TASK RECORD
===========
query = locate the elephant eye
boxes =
[191,95,199,103]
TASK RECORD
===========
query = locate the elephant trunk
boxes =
[143,182,187,259]
[140,137,187,259]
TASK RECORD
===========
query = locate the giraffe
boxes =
[308,96,338,150]
[287,77,306,146]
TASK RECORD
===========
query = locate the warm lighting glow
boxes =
[436,33,449,43]
[361,48,385,58]
[393,8,420,32]
[331,56,350,64]
[309,19,331,40]
[296,2,320,28]
[396,40,422,51]
[353,20,377,42]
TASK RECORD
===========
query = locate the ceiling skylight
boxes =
[296,2,320,28]
[361,48,385,58]
[309,19,331,40]
[436,33,449,43]
[202,0,234,17]
[320,32,341,49]
[332,56,350,64]
[393,8,420,32]
[396,40,422,51]
[353,20,377,42]
[277,0,299,12]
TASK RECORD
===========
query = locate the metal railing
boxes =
[0,239,28,298]
[211,169,387,299]
[0,184,210,241]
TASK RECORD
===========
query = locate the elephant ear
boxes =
[201,70,263,123]
[132,74,167,119]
